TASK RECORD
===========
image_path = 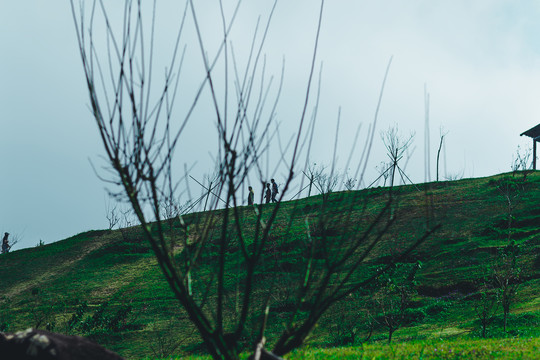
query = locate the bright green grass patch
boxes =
[289,338,540,360]
[154,338,540,360]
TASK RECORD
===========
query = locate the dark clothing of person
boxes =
[265,186,271,204]
[248,189,254,205]
[271,182,279,203]
[1,233,9,254]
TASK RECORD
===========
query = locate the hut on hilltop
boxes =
[520,123,540,170]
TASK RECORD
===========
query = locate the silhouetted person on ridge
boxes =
[265,183,271,204]
[271,179,279,203]
[1,232,9,254]
[248,186,255,205]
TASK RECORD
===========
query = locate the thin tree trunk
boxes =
[436,135,444,182]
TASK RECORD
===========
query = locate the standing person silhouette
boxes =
[247,186,255,205]
[1,233,9,254]
[271,179,279,203]
[265,183,271,204]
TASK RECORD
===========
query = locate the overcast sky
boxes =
[2,1,540,250]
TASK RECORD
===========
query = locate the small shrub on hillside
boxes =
[534,253,540,270]
[323,297,373,346]
[424,299,452,317]
[0,321,9,332]
[369,262,422,343]
[489,312,540,338]
[65,300,88,333]
[473,284,499,338]
[402,308,426,325]
[0,310,10,332]
[0,296,11,332]
[148,319,188,358]
[29,288,65,330]
[66,300,140,336]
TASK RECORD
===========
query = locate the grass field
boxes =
[0,172,539,359]
[144,338,540,359]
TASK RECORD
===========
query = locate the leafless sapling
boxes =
[71,1,440,358]
[105,198,121,230]
[473,280,499,338]
[370,262,420,343]
[343,173,357,191]
[436,128,448,182]
[511,145,532,179]
[496,176,525,242]
[381,125,415,188]
[312,164,339,201]
[492,242,521,332]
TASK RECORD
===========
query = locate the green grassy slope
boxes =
[0,172,538,359]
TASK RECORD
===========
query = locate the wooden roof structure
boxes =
[520,123,540,140]
[520,123,540,169]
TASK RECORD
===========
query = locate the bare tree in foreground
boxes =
[71,1,440,358]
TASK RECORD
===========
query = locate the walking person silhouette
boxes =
[271,179,279,203]
[248,186,255,205]
[264,183,271,204]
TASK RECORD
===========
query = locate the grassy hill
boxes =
[0,172,539,359]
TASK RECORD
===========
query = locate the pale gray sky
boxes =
[2,1,540,250]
